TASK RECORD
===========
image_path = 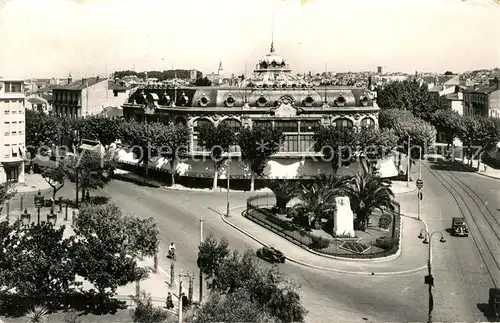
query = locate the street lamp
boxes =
[34,190,44,225]
[418,229,446,323]
[226,145,238,217]
[21,208,31,227]
[47,208,57,226]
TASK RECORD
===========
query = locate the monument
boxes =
[333,196,355,237]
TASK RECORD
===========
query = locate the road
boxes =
[95,164,496,323]
[17,162,496,322]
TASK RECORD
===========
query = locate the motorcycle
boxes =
[167,249,176,261]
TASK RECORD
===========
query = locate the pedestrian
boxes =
[166,292,174,309]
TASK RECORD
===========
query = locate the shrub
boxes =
[375,237,397,250]
[309,236,330,249]
[378,213,392,230]
[130,292,169,323]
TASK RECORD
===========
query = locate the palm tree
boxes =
[293,174,350,229]
[267,179,297,214]
[345,172,395,231]
[26,305,49,323]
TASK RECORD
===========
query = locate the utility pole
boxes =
[407,135,411,187]
[199,216,204,303]
[178,271,183,323]
[226,155,230,217]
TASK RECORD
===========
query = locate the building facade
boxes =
[463,78,500,118]
[0,79,26,184]
[121,43,379,179]
[52,76,110,118]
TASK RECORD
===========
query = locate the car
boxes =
[490,288,500,320]
[256,246,285,264]
[452,217,469,237]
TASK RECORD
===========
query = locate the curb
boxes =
[394,186,417,195]
[214,206,427,275]
[452,160,500,181]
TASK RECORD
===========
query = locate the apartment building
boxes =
[463,78,500,118]
[0,78,26,184]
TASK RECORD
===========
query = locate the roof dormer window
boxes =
[360,96,369,107]
[199,93,209,107]
[225,94,235,107]
[180,92,189,106]
[303,96,314,107]
[256,96,267,107]
[335,95,346,107]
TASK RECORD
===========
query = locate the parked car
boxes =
[490,288,500,320]
[452,217,469,237]
[256,246,285,264]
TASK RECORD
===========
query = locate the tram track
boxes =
[423,161,500,288]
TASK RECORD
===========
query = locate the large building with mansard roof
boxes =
[121,42,380,180]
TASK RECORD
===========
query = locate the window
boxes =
[193,118,213,152]
[220,118,241,133]
[274,121,299,153]
[4,122,9,136]
[252,120,272,129]
[333,118,354,128]
[300,134,316,152]
[11,131,16,135]
[19,130,23,135]
[12,145,17,157]
[361,117,375,128]
[4,82,22,93]
[4,144,10,158]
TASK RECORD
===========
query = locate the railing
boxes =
[246,194,401,259]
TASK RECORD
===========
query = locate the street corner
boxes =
[390,180,417,195]
[13,174,52,194]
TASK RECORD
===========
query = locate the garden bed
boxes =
[245,205,400,258]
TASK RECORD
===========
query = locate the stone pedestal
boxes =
[333,196,355,237]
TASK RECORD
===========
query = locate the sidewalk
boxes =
[0,206,180,308]
[215,205,428,275]
[13,174,52,194]
[459,157,500,180]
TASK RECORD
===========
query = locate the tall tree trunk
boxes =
[212,163,218,191]
[250,171,255,192]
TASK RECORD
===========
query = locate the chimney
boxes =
[68,73,72,84]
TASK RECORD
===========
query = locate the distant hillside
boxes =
[113,70,203,80]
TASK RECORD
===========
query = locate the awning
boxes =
[376,156,399,178]
[79,143,99,151]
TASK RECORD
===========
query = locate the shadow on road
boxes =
[477,303,498,322]
[426,159,475,173]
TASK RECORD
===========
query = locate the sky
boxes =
[0,0,499,79]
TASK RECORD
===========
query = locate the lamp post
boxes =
[73,129,80,208]
[226,146,237,217]
[34,190,43,225]
[47,208,57,226]
[418,229,446,323]
[178,270,191,323]
[199,216,204,303]
[21,208,31,227]
[407,135,411,187]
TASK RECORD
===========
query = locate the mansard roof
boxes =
[125,85,375,109]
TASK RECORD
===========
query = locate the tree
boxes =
[0,182,16,209]
[123,216,160,258]
[197,232,230,279]
[458,116,500,167]
[357,126,398,167]
[430,109,463,149]
[193,289,277,323]
[72,203,148,307]
[119,120,163,177]
[130,292,170,323]
[378,108,414,130]
[152,123,190,186]
[197,245,307,323]
[345,171,395,231]
[194,77,212,86]
[41,163,67,200]
[294,175,350,229]
[267,179,297,214]
[64,149,116,201]
[376,79,441,121]
[81,116,121,150]
[198,123,236,190]
[6,222,78,300]
[444,71,454,75]
[392,116,437,171]
[313,126,358,173]
[25,110,59,156]
[237,125,284,191]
